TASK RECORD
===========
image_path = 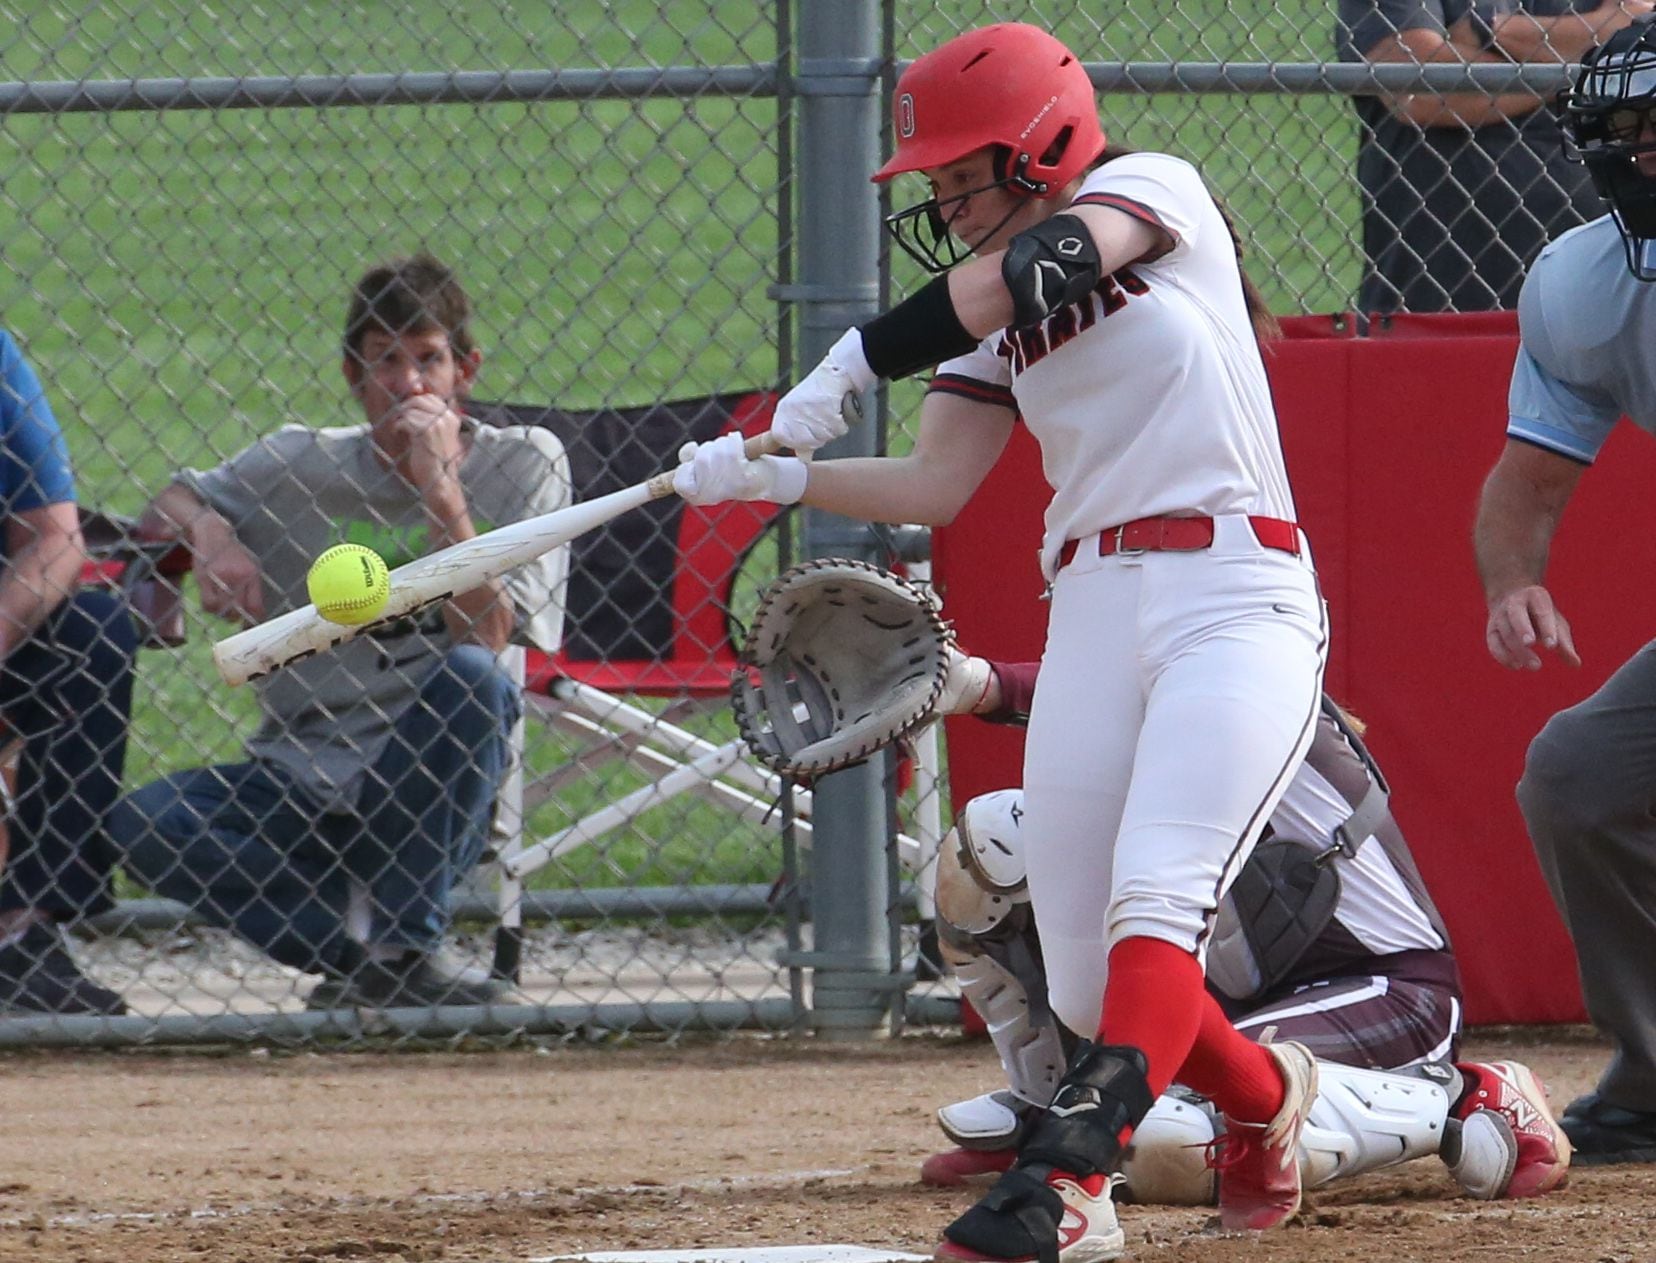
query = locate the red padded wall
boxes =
[934,311,1656,1025]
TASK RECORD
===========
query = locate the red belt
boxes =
[1058,515,1300,569]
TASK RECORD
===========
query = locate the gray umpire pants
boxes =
[1518,638,1656,1111]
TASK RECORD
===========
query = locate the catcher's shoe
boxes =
[926,1090,1040,1185]
[1443,1061,1570,1197]
[938,1090,1039,1147]
[922,1145,1018,1187]
[1206,1040,1318,1231]
[935,1165,1125,1263]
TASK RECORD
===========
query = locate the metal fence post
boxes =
[789,0,893,1040]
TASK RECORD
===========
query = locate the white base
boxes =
[537,1247,932,1263]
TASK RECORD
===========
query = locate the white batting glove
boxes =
[770,328,876,453]
[672,431,809,506]
[936,645,996,716]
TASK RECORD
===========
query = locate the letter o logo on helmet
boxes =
[898,92,916,139]
[872,23,1105,195]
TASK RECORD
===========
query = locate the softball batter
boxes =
[677,22,1326,1260]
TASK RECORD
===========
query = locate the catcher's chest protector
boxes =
[1208,696,1393,1000]
[1213,838,1343,999]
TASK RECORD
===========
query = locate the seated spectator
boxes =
[1337,0,1644,312]
[0,329,139,1016]
[106,254,570,1010]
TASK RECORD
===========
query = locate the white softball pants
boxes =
[1023,514,1328,1038]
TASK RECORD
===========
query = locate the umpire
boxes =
[1475,21,1656,1165]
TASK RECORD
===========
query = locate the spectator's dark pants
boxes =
[0,589,139,919]
[110,645,518,974]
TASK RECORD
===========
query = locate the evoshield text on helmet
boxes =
[876,23,1106,273]
[1564,17,1656,280]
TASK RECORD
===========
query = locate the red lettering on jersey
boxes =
[996,334,1018,375]
[1025,321,1050,363]
[997,268,1148,376]
[1098,274,1127,316]
[1046,303,1080,355]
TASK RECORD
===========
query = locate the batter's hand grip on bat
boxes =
[642,430,786,500]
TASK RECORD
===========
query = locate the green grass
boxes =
[1,2,1367,891]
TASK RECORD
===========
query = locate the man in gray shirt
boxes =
[1475,19,1656,1163]
[1337,0,1642,313]
[110,254,569,1009]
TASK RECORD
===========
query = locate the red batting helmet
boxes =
[874,23,1105,195]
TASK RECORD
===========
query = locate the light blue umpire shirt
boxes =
[1509,215,1656,460]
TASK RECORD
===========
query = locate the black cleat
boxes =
[1561,1091,1656,1165]
[0,922,127,1016]
[307,944,507,1010]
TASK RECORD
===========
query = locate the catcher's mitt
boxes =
[732,558,951,776]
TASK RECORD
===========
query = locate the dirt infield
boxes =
[3,1028,1653,1263]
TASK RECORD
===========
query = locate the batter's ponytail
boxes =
[1092,145,1280,345]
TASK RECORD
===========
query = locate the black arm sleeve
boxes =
[858,274,979,380]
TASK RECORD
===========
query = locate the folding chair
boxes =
[463,393,942,981]
[77,508,193,650]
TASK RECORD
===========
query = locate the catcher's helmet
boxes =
[877,23,1106,273]
[1564,17,1656,279]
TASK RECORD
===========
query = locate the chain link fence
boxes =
[0,1,1602,1047]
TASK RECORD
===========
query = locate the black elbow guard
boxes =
[1002,214,1102,330]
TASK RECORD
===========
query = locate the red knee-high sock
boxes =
[1177,990,1285,1123]
[1096,936,1205,1136]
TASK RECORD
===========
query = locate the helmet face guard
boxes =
[1565,19,1656,279]
[883,150,1047,274]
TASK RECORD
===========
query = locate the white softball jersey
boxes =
[934,151,1298,577]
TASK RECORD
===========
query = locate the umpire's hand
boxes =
[1486,584,1581,671]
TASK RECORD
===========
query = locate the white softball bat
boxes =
[211,428,793,686]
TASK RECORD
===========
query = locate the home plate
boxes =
[534,1247,931,1263]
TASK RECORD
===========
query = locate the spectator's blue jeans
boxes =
[0,589,139,919]
[110,645,518,974]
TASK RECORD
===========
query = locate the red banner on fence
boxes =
[935,311,1656,1025]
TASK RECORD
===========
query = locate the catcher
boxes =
[733,562,1571,1204]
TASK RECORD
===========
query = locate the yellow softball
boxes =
[306,543,391,626]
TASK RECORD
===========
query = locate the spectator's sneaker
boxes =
[1443,1061,1570,1197]
[936,1164,1125,1263]
[921,1146,1018,1187]
[1559,1091,1656,1166]
[1207,1040,1317,1232]
[0,922,126,1016]
[308,946,507,1010]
